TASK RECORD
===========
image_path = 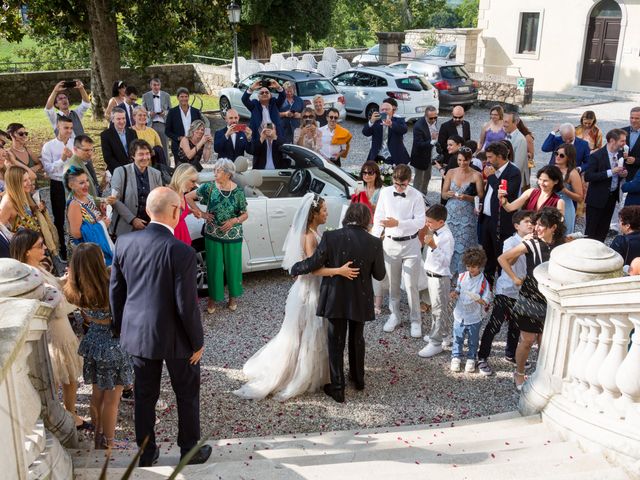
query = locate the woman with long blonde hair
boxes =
[168,163,199,245]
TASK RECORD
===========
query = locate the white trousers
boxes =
[425,275,451,346]
[383,237,421,323]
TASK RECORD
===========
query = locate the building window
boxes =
[517,12,540,54]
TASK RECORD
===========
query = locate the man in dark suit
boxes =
[165,87,203,161]
[621,106,640,180]
[242,79,286,141]
[362,97,410,165]
[541,123,590,170]
[410,106,438,194]
[251,125,288,169]
[437,106,470,153]
[110,187,211,467]
[117,86,140,128]
[480,141,521,283]
[101,108,137,173]
[214,108,253,161]
[584,128,629,242]
[0,226,9,258]
[291,203,386,403]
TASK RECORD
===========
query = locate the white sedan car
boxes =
[352,44,416,66]
[187,145,358,293]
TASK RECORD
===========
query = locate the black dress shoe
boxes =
[181,444,212,465]
[139,446,160,467]
[323,383,345,403]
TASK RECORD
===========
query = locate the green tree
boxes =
[455,0,479,28]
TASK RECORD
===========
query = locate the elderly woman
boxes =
[186,158,248,313]
[312,94,328,127]
[178,119,213,172]
[294,107,322,153]
[279,81,304,144]
[168,163,199,245]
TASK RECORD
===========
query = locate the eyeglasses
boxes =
[361,170,375,176]
[556,153,566,158]
[77,146,94,152]
[16,131,28,137]
[393,181,410,188]
[328,115,339,120]
[453,116,464,120]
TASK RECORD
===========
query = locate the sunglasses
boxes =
[302,115,314,119]
[361,170,375,175]
[556,153,566,158]
[427,116,438,121]
[16,131,29,137]
[453,116,464,120]
[459,146,472,153]
[328,115,339,120]
[259,90,270,95]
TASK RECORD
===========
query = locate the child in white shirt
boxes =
[450,247,492,373]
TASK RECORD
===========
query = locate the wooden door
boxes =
[581,16,621,87]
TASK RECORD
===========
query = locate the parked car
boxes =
[352,44,416,66]
[388,59,477,109]
[419,42,457,61]
[187,145,356,293]
[218,70,347,121]
[332,66,439,122]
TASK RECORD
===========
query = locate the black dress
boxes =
[515,238,553,334]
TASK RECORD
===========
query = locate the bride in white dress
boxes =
[233,193,359,401]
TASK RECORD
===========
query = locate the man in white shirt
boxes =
[318,108,351,167]
[44,80,91,138]
[41,116,75,260]
[165,87,203,162]
[142,78,172,159]
[418,204,454,358]
[372,164,426,338]
[503,112,529,189]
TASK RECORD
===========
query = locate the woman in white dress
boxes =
[233,193,359,401]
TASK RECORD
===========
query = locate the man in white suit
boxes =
[503,111,529,190]
[142,78,172,160]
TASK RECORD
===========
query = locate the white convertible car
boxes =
[187,145,358,293]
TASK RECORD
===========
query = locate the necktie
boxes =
[506,133,512,141]
[153,95,160,98]
[393,192,406,198]
[129,104,133,121]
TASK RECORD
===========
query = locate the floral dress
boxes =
[446,180,478,275]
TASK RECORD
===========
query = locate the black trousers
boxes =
[478,294,520,360]
[327,318,365,391]
[49,179,67,260]
[480,215,505,285]
[131,356,200,459]
[585,192,618,242]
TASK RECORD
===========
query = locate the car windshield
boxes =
[296,80,337,97]
[395,76,431,91]
[441,65,470,79]
[366,45,380,54]
[427,45,453,57]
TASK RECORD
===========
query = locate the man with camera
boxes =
[362,98,410,165]
[252,123,287,170]
[44,80,91,138]
[242,79,286,144]
[411,105,440,194]
[214,108,253,161]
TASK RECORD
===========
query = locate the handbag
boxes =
[513,292,547,322]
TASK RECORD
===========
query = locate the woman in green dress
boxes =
[186,158,248,313]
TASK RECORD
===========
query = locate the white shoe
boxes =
[450,357,462,372]
[418,343,444,358]
[156,399,168,411]
[410,322,422,338]
[383,314,401,333]
[465,359,476,373]
[442,336,453,348]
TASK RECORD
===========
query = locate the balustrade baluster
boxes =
[575,315,599,407]
[596,314,632,417]
[565,315,589,401]
[615,314,640,420]
[584,315,614,408]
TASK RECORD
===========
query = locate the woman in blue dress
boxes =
[554,143,583,234]
[442,147,485,275]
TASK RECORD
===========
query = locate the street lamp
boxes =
[227,1,241,86]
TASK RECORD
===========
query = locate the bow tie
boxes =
[433,230,439,236]
[393,192,406,198]
[153,95,160,98]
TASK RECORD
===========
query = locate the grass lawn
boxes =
[0,94,220,179]
[0,37,38,60]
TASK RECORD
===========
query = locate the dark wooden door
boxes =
[581,16,621,87]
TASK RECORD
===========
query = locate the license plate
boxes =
[458,86,470,93]
[415,106,426,113]
[325,102,334,108]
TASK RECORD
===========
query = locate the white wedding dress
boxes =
[233,194,330,401]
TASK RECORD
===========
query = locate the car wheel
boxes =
[192,239,209,297]
[365,103,379,121]
[219,96,231,117]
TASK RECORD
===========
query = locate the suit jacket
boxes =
[109,163,163,237]
[251,137,289,170]
[100,126,137,174]
[290,225,386,322]
[410,117,434,170]
[622,168,640,206]
[142,90,172,125]
[622,126,640,180]
[110,222,203,359]
[165,105,203,158]
[241,89,286,140]
[63,155,100,197]
[117,101,140,128]
[437,119,471,152]
[213,127,253,161]
[0,227,10,259]
[279,95,305,142]
[362,117,410,165]
[542,134,590,170]
[483,162,521,239]
[585,146,620,207]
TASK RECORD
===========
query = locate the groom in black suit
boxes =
[291,203,386,403]
[110,187,211,466]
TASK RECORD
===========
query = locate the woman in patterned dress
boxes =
[186,158,248,313]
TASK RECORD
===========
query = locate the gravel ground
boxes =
[75,97,635,449]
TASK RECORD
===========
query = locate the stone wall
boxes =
[193,64,233,96]
[0,64,198,110]
[470,72,534,109]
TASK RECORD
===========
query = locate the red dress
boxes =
[174,196,192,245]
[525,188,560,212]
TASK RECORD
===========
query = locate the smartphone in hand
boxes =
[62,80,77,89]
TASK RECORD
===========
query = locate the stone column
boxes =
[376,32,406,65]
[453,28,482,67]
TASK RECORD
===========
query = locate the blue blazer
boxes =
[622,168,640,206]
[110,223,203,360]
[213,127,253,161]
[165,106,203,158]
[584,146,620,207]
[279,95,305,143]
[362,117,410,165]
[622,126,640,180]
[542,133,590,170]
[241,89,286,140]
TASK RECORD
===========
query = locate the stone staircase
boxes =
[72,411,632,479]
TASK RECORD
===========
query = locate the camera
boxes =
[430,142,444,165]
[265,122,274,130]
[260,79,271,88]
[304,119,314,127]
[62,80,77,89]
[379,112,388,121]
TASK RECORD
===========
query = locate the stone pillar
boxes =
[376,32,406,65]
[453,28,482,68]
[519,240,624,416]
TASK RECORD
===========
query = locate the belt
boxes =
[426,271,443,278]
[387,232,419,242]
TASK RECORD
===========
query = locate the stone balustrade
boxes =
[0,259,74,479]
[519,239,640,470]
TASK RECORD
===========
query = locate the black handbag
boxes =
[513,292,547,322]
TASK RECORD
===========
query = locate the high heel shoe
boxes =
[94,432,106,450]
[206,304,216,314]
[514,371,526,392]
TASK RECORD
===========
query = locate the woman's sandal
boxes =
[206,303,216,314]
[514,371,527,392]
[94,432,106,450]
